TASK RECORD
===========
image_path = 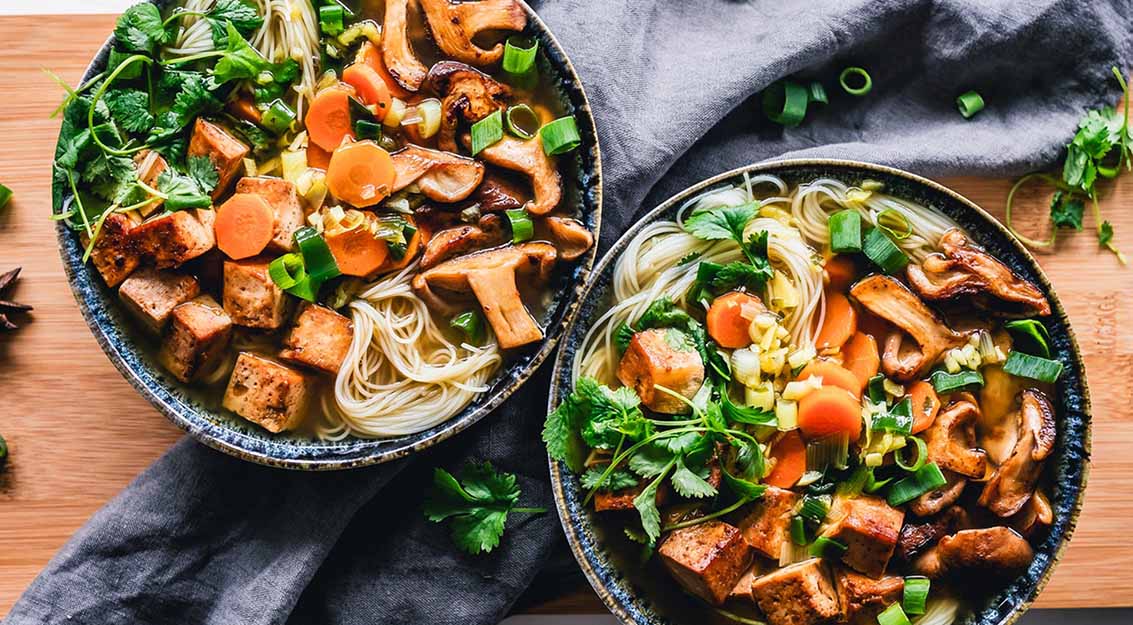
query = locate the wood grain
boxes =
[0,13,1131,617]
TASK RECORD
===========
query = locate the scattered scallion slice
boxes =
[506,208,534,243]
[790,515,809,545]
[828,209,863,253]
[450,311,486,344]
[0,184,11,210]
[471,109,504,156]
[808,536,847,559]
[808,81,828,104]
[799,495,829,523]
[286,275,322,302]
[505,104,540,140]
[261,99,296,135]
[1002,351,1063,383]
[762,80,809,127]
[839,67,872,96]
[903,577,931,615]
[354,119,382,140]
[318,4,345,36]
[1004,319,1052,358]
[863,228,908,273]
[872,397,913,434]
[294,226,341,282]
[867,374,888,405]
[929,369,984,393]
[877,209,912,240]
[956,90,985,119]
[502,36,538,75]
[887,462,947,506]
[268,253,305,290]
[540,116,581,155]
[895,436,928,473]
[878,603,912,625]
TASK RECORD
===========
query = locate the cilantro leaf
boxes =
[423,462,544,555]
[170,72,224,128]
[187,155,219,195]
[670,455,717,499]
[1100,220,1115,246]
[1049,191,1084,230]
[614,321,635,353]
[581,467,640,492]
[113,3,168,55]
[103,89,154,135]
[544,377,651,471]
[207,0,265,46]
[677,251,702,266]
[628,443,677,478]
[543,395,586,472]
[691,260,772,304]
[157,169,212,211]
[632,466,672,544]
[213,22,269,83]
[722,466,767,500]
[683,202,757,243]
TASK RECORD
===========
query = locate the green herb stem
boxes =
[511,507,548,514]
[87,54,154,157]
[662,496,752,532]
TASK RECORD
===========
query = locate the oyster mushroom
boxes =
[1011,488,1053,537]
[978,389,1056,517]
[382,0,429,91]
[469,172,527,213]
[391,144,485,203]
[543,216,594,261]
[425,61,511,153]
[470,134,562,215]
[412,242,557,349]
[923,393,988,478]
[849,275,970,381]
[897,506,968,561]
[419,0,527,67]
[420,215,507,269]
[913,527,1033,580]
[908,470,967,517]
[907,229,1051,317]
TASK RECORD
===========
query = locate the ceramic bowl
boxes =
[548,160,1089,625]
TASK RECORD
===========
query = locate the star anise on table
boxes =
[0,267,32,331]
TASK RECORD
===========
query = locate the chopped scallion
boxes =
[872,397,913,434]
[867,374,888,405]
[540,116,581,155]
[878,603,912,625]
[505,104,540,140]
[268,252,305,290]
[318,4,345,36]
[799,495,829,523]
[956,90,985,119]
[877,209,912,240]
[354,119,382,140]
[790,515,809,546]
[929,369,984,393]
[828,209,863,253]
[808,81,828,104]
[502,36,538,75]
[762,80,809,127]
[1004,319,1052,358]
[450,311,485,344]
[294,226,341,283]
[903,577,931,615]
[1003,351,1063,383]
[808,536,847,559]
[895,436,928,473]
[839,67,872,96]
[471,109,504,156]
[261,99,296,135]
[863,228,908,273]
[506,208,534,243]
[886,462,947,506]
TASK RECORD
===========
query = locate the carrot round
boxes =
[824,254,858,291]
[307,142,332,171]
[343,63,392,120]
[326,140,396,207]
[797,386,863,439]
[908,381,941,434]
[357,41,412,99]
[378,217,424,272]
[325,225,389,277]
[306,86,355,151]
[797,360,861,399]
[765,430,807,488]
[816,290,857,350]
[706,291,764,348]
[214,193,275,260]
[842,331,880,391]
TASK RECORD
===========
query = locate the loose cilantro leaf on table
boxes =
[1049,190,1084,230]
[424,462,546,555]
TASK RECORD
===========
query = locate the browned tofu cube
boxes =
[222,352,313,433]
[279,304,354,374]
[593,480,672,512]
[836,569,904,624]
[223,257,288,330]
[658,521,752,605]
[133,209,216,269]
[84,212,140,287]
[118,267,200,333]
[235,176,305,252]
[727,564,761,603]
[820,496,904,578]
[188,118,249,198]
[617,328,705,414]
[749,559,840,625]
[133,149,168,217]
[158,295,233,383]
[737,486,799,559]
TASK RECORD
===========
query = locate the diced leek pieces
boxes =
[787,344,816,370]
[944,351,961,373]
[754,312,778,331]
[297,169,328,212]
[776,399,798,431]
[281,150,307,184]
[745,383,776,412]
[882,378,905,398]
[770,270,800,309]
[416,98,442,139]
[761,347,788,375]
[846,188,871,204]
[384,97,407,128]
[243,157,257,177]
[782,378,822,401]
[961,344,981,369]
[732,348,761,387]
[865,452,884,467]
[257,156,281,176]
[760,324,780,352]
[776,325,790,339]
[796,470,824,487]
[994,346,1007,363]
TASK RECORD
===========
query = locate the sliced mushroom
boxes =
[978,389,1056,517]
[470,172,528,213]
[849,275,970,381]
[383,0,429,91]
[426,61,511,152]
[392,144,485,203]
[907,229,1051,317]
[1011,488,1053,537]
[914,527,1034,580]
[978,364,1028,463]
[470,135,562,215]
[908,470,967,517]
[420,215,507,269]
[897,506,968,561]
[419,0,526,66]
[412,242,557,349]
[543,216,594,261]
[923,393,988,478]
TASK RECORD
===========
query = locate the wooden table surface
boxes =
[2,13,1132,618]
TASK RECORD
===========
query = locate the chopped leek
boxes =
[799,495,829,523]
[415,98,442,139]
[956,90,985,119]
[895,436,928,473]
[354,119,382,140]
[790,516,809,545]
[806,434,850,474]
[808,81,828,104]
[776,399,798,431]
[929,369,984,393]
[878,603,912,625]
[294,226,341,283]
[262,99,296,135]
[763,80,809,127]
[502,36,538,75]
[506,208,534,243]
[863,228,908,273]
[540,116,581,155]
[450,311,485,344]
[839,67,872,96]
[886,462,947,506]
[877,209,912,240]
[829,209,863,253]
[505,104,540,139]
[1004,319,1052,358]
[1003,351,1063,383]
[318,4,345,36]
[872,397,913,434]
[903,577,931,615]
[471,109,504,156]
[808,536,847,559]
[268,253,305,290]
[867,374,888,404]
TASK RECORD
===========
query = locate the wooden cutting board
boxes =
[1,14,1131,617]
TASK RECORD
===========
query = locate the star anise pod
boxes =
[0,267,32,331]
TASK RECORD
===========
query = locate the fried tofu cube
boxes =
[617,328,705,414]
[223,257,288,330]
[235,176,305,252]
[750,559,840,625]
[84,212,140,287]
[158,295,233,382]
[820,496,904,578]
[280,304,354,374]
[727,564,761,603]
[737,486,799,559]
[133,149,168,217]
[118,267,200,333]
[658,521,752,605]
[188,118,249,198]
[835,569,904,624]
[222,352,313,433]
[132,209,217,269]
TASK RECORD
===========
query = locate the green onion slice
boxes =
[895,436,928,473]
[929,369,984,393]
[828,209,863,253]
[354,119,382,140]
[505,104,540,139]
[808,81,828,104]
[450,311,485,344]
[886,462,947,506]
[799,495,829,523]
[318,4,345,36]
[808,536,848,559]
[502,36,538,75]
[839,67,873,96]
[956,90,985,119]
[872,397,913,434]
[903,577,931,615]
[286,276,323,303]
[878,603,912,625]
[269,253,306,290]
[1003,351,1063,383]
[1004,319,1052,358]
[506,208,534,243]
[877,209,912,240]
[294,226,342,282]
[867,374,888,405]
[762,80,809,127]
[863,228,908,273]
[0,184,11,210]
[865,469,894,494]
[539,116,581,155]
[262,99,296,135]
[471,109,504,155]
[790,515,809,546]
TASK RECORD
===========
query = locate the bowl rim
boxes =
[547,158,1092,625]
[53,0,603,470]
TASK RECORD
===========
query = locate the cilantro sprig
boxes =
[424,462,546,556]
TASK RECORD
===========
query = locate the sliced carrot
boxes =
[842,332,880,391]
[797,386,863,440]
[378,216,425,272]
[765,430,807,488]
[307,142,332,171]
[226,93,261,124]
[325,225,390,277]
[343,63,392,121]
[908,381,941,435]
[214,193,275,260]
[816,290,857,350]
[305,86,355,151]
[357,41,412,99]
[797,360,861,399]
[824,254,858,291]
[706,291,764,348]
[326,140,396,207]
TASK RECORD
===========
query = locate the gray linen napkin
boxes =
[6,1,1129,624]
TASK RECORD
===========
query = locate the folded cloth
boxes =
[7,1,1128,624]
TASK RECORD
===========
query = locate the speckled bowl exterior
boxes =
[548,160,1090,625]
[53,0,601,470]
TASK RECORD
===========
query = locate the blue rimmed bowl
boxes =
[548,160,1089,625]
[53,0,601,470]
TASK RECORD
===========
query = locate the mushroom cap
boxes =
[922,394,988,478]
[382,0,429,91]
[391,144,485,203]
[543,216,594,261]
[936,526,1034,576]
[470,134,563,216]
[426,61,511,153]
[420,216,507,269]
[419,0,527,66]
[978,389,1056,517]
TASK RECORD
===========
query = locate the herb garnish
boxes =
[423,462,546,555]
